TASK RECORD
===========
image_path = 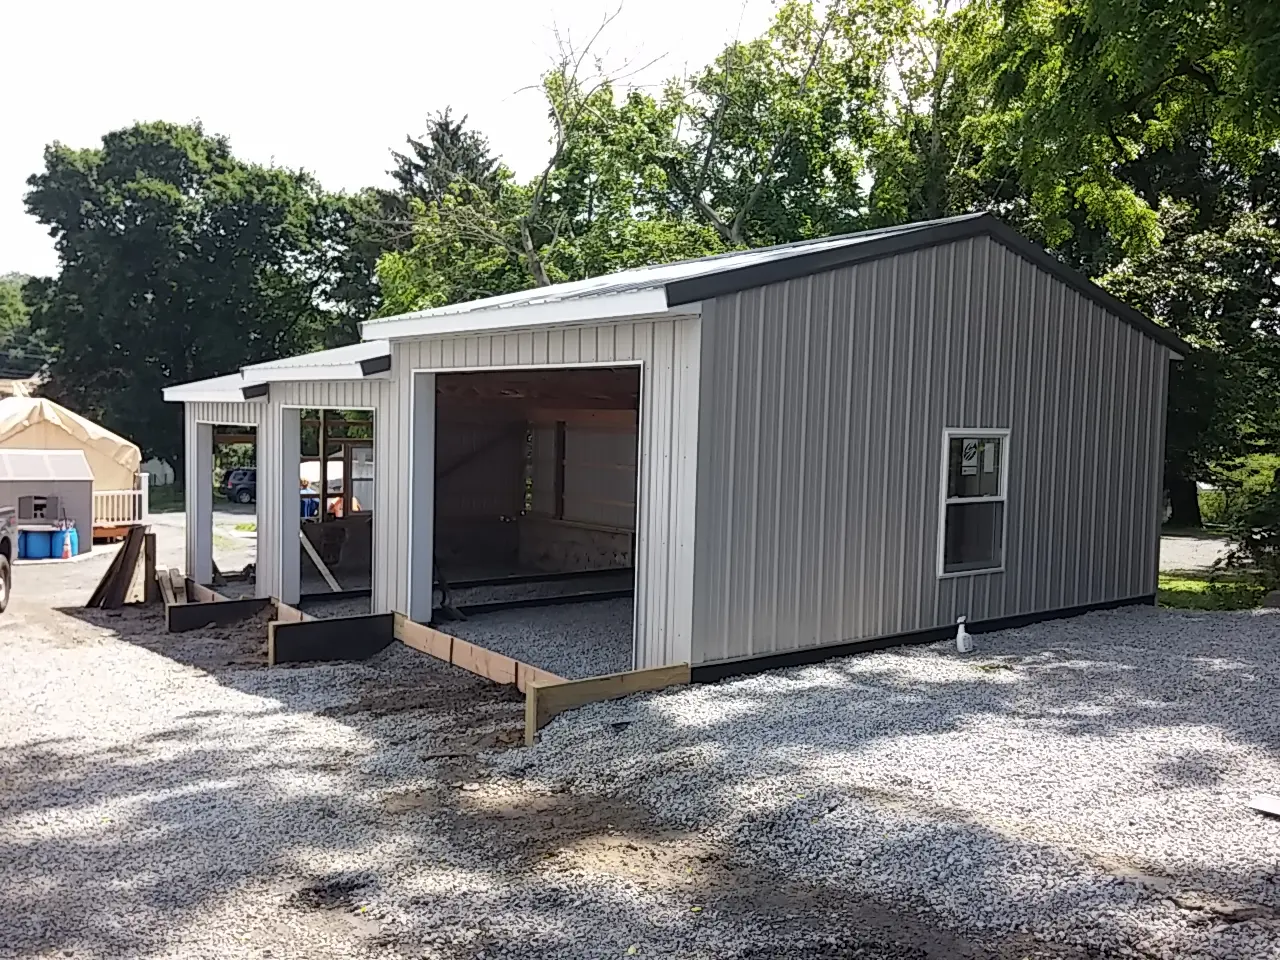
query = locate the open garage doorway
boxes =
[297,408,374,617]
[431,366,641,679]
[209,424,257,598]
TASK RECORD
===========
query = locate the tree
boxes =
[24,122,367,465]
[389,108,501,207]
[0,274,51,379]
[970,0,1280,254]
[1103,206,1280,525]
[657,0,883,247]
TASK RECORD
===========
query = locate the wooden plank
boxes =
[393,613,453,661]
[103,527,144,609]
[85,541,127,608]
[272,598,315,623]
[516,661,565,694]
[268,613,395,666]
[450,636,518,685]
[186,580,225,604]
[143,533,158,605]
[167,568,188,604]
[299,530,342,591]
[167,597,273,633]
[525,663,691,745]
[157,570,177,607]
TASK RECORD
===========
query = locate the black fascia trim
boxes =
[360,354,392,376]
[241,382,269,400]
[663,214,1190,358]
[689,594,1156,684]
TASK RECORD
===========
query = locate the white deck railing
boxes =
[93,474,150,527]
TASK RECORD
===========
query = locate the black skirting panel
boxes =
[268,613,396,665]
[167,597,274,633]
[690,594,1157,684]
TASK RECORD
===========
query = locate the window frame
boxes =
[936,427,1011,578]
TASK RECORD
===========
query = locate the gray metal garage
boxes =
[164,213,1188,677]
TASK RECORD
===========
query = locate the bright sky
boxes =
[0,0,776,279]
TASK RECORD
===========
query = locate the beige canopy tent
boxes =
[0,397,141,491]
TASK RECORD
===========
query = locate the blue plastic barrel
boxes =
[69,527,79,556]
[17,530,26,560]
[26,531,52,560]
[51,530,67,559]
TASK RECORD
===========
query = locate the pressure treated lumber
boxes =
[524,663,690,745]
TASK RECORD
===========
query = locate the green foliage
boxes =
[24,122,373,464]
[970,0,1280,254]
[1220,486,1280,591]
[0,273,48,378]
[1102,206,1280,509]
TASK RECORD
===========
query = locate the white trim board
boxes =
[935,427,1011,580]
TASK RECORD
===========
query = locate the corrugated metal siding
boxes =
[388,317,701,668]
[692,236,1171,665]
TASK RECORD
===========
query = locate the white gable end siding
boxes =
[376,318,702,669]
[691,235,1170,665]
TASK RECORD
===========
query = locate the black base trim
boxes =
[432,587,634,621]
[451,568,633,589]
[690,594,1156,684]
[269,613,395,665]
[300,587,373,602]
[167,597,274,633]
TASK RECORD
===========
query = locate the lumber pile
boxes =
[85,528,155,609]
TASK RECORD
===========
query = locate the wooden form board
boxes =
[524,663,691,746]
[392,614,564,692]
[272,598,315,623]
[185,580,224,604]
[268,613,395,666]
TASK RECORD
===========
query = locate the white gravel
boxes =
[442,598,634,679]
[498,606,1280,959]
[0,603,974,960]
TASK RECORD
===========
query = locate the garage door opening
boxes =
[211,424,257,597]
[431,366,641,678]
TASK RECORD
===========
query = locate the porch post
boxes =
[279,407,301,604]
[408,372,435,622]
[185,420,213,584]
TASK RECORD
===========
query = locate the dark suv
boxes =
[223,468,256,504]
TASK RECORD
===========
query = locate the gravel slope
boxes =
[499,606,1280,960]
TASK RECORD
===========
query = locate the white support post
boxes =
[279,407,302,604]
[408,372,435,623]
[139,473,151,523]
[186,422,213,585]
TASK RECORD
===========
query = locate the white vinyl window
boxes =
[937,429,1009,577]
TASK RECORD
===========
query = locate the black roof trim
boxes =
[241,382,269,400]
[664,213,1189,357]
[360,354,392,376]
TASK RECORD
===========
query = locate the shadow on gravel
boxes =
[6,604,1274,959]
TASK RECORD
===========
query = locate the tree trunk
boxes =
[1167,475,1202,528]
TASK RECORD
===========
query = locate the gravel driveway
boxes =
[5,593,1279,959]
[503,606,1280,960]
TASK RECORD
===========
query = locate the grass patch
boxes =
[1157,574,1265,611]
[234,522,257,532]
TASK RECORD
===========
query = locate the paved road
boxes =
[1158,533,1230,574]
